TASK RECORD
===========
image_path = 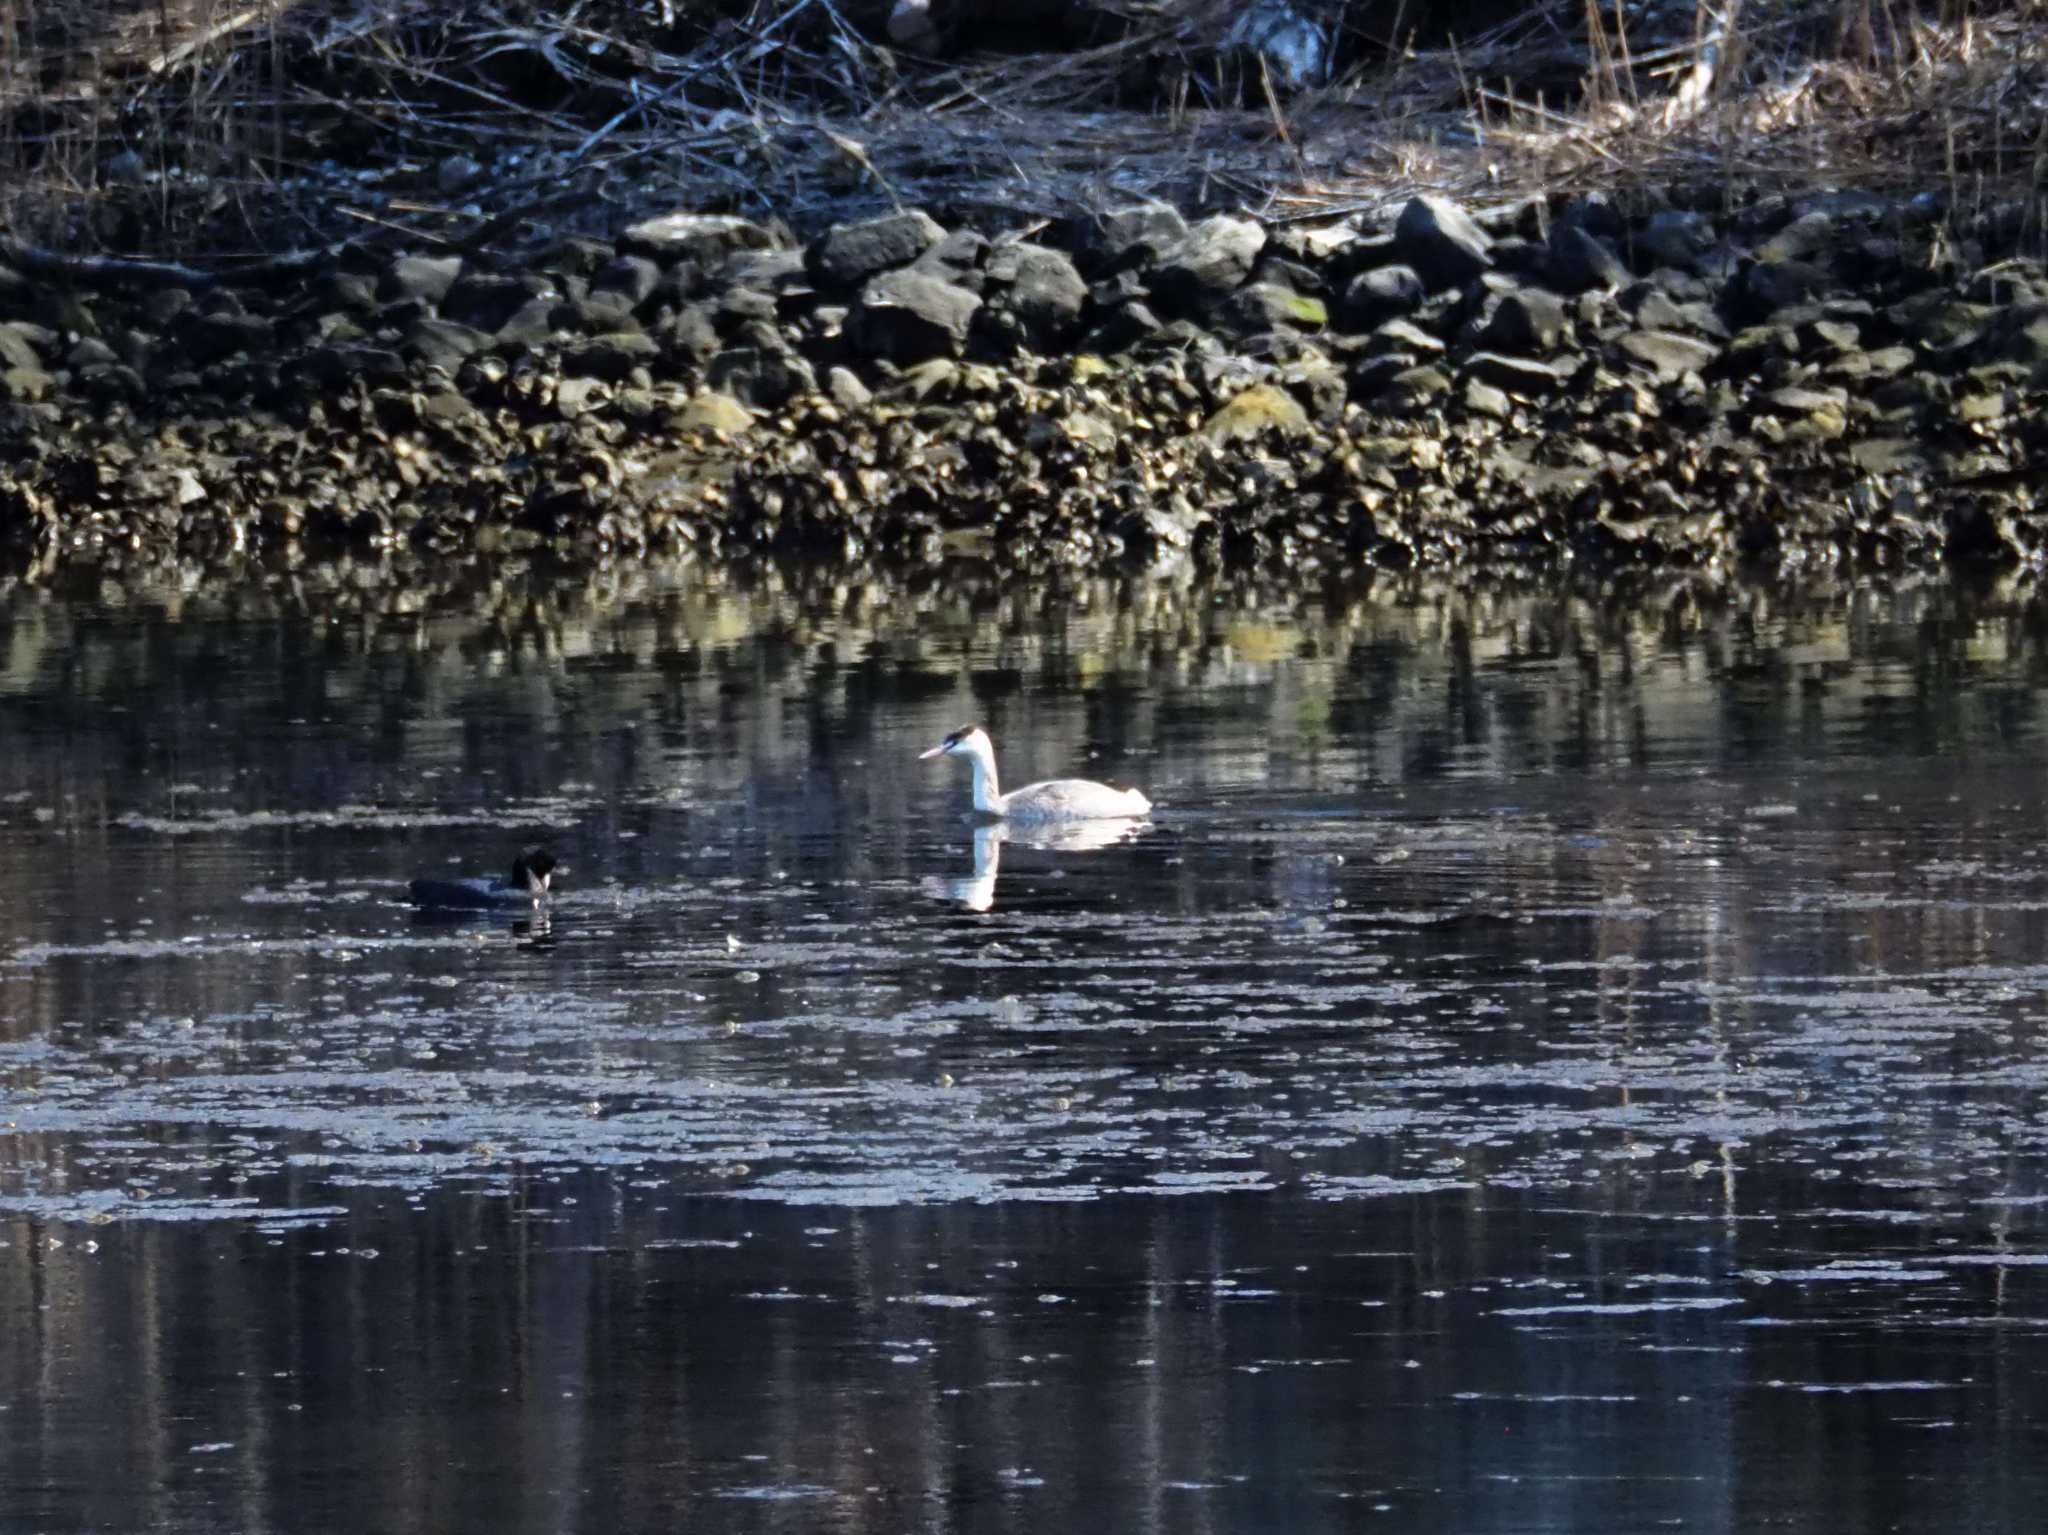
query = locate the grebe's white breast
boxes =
[919,725,1151,824]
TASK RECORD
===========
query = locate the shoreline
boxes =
[3,182,2045,583]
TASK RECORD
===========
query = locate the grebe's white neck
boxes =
[959,731,1003,814]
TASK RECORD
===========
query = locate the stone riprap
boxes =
[2,190,2044,574]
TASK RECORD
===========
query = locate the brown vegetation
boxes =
[1,1,2043,262]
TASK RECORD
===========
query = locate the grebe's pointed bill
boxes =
[919,725,978,761]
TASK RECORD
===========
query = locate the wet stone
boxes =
[1462,377,1511,419]
[594,256,663,307]
[494,297,558,350]
[620,212,779,265]
[826,366,871,408]
[1368,318,1445,357]
[1393,194,1494,288]
[808,210,947,290]
[708,346,817,409]
[404,318,491,370]
[1221,282,1328,334]
[1479,288,1568,354]
[1466,351,1576,395]
[1339,265,1424,328]
[1728,259,1831,325]
[0,323,44,373]
[567,331,662,380]
[849,270,981,363]
[1546,223,1628,293]
[672,390,754,435]
[382,254,463,307]
[1091,204,1188,269]
[445,272,553,332]
[984,243,1087,347]
[1616,329,1721,380]
[1633,209,1711,271]
[1150,216,1266,313]
[1200,382,1310,443]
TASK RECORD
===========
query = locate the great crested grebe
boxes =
[408,848,560,909]
[919,726,1151,823]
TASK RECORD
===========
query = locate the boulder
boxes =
[1151,216,1266,312]
[620,213,780,265]
[808,211,947,289]
[1393,196,1493,288]
[849,270,981,361]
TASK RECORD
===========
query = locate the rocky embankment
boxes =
[3,188,2045,575]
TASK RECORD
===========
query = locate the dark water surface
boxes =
[5,568,2048,1532]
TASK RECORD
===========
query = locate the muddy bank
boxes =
[3,185,2045,578]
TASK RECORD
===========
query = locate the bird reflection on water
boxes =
[921,819,1152,911]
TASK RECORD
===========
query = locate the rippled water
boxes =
[4,568,2048,1532]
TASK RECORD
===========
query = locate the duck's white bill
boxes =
[918,745,947,759]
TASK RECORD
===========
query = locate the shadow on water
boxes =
[5,561,2048,1530]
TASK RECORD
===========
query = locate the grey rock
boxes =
[404,318,492,370]
[914,228,991,291]
[659,305,721,364]
[826,366,872,408]
[542,235,616,279]
[494,297,558,350]
[1462,378,1511,419]
[1393,195,1493,288]
[1757,210,1841,264]
[1480,288,1568,354]
[849,270,981,362]
[445,273,553,331]
[0,323,44,373]
[566,331,662,380]
[1616,329,1721,380]
[382,254,464,308]
[708,346,817,409]
[77,363,146,403]
[1368,317,1445,356]
[1631,210,1710,272]
[325,272,380,313]
[808,210,947,289]
[986,242,1087,346]
[1379,363,1453,403]
[185,311,274,364]
[0,366,52,401]
[141,288,194,329]
[1221,282,1328,333]
[620,213,780,265]
[1727,260,1829,325]
[594,256,662,307]
[1339,265,1425,328]
[65,338,120,370]
[1090,302,1163,352]
[1092,205,1188,269]
[1466,351,1576,395]
[1546,224,1628,293]
[723,249,810,293]
[1151,216,1266,312]
[553,377,609,419]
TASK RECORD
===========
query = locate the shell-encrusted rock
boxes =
[1200,383,1310,444]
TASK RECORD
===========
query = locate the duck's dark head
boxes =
[511,848,559,893]
[919,724,987,760]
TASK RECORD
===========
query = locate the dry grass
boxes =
[1,0,2044,262]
